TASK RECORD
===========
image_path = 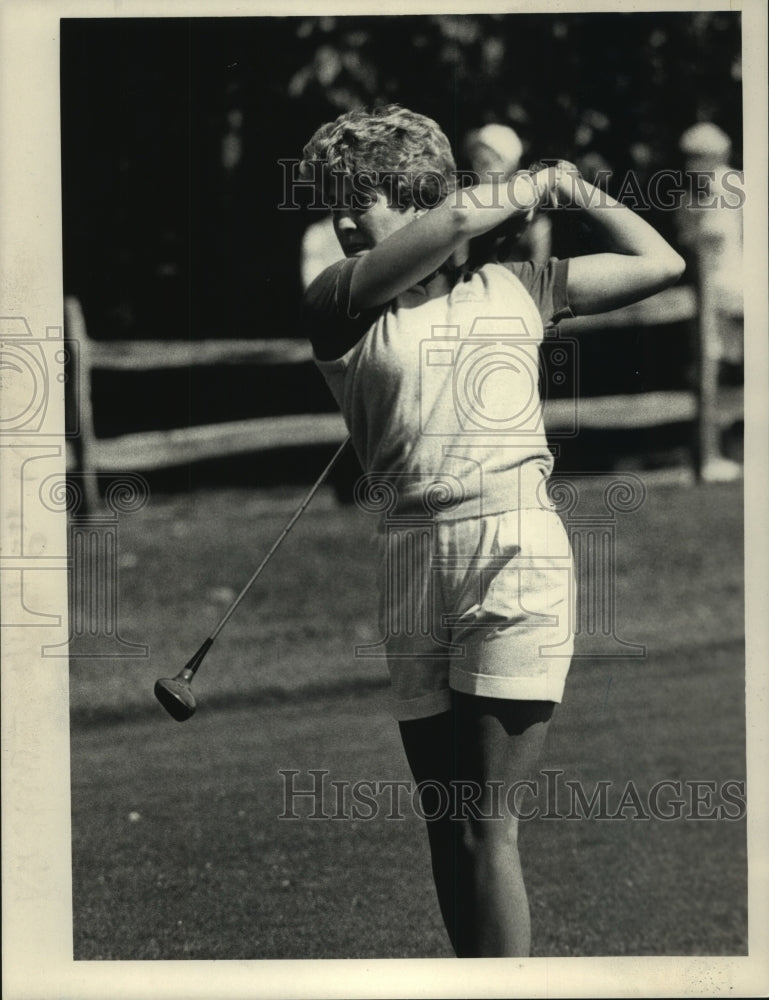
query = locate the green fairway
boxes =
[70,477,746,958]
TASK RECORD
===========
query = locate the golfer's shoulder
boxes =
[493,257,573,327]
[303,258,380,363]
[303,258,357,320]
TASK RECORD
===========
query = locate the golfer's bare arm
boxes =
[346,174,542,313]
[347,167,685,316]
[551,171,686,314]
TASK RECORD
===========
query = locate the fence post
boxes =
[64,297,100,512]
[693,254,742,482]
[694,257,719,479]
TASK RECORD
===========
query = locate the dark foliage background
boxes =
[59,13,742,465]
[61,13,742,342]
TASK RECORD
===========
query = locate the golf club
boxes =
[154,436,351,721]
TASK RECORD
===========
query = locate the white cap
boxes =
[467,124,523,171]
[680,123,731,159]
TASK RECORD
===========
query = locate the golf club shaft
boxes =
[207,436,351,644]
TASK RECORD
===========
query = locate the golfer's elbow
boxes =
[441,186,498,241]
[443,200,475,242]
[640,244,686,295]
[660,247,687,286]
[640,251,687,304]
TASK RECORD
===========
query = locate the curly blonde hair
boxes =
[300,104,457,211]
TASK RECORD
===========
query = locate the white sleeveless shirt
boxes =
[306,258,572,520]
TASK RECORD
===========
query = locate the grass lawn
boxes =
[70,477,746,959]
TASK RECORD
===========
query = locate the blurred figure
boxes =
[677,123,743,364]
[300,213,344,290]
[677,123,743,481]
[576,150,613,187]
[464,122,523,179]
[463,123,552,266]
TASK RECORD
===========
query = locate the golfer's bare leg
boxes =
[400,694,554,957]
[398,710,458,944]
[451,693,553,956]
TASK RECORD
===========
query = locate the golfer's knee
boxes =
[459,814,520,862]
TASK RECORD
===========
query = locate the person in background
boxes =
[300,213,345,291]
[463,122,552,266]
[677,122,743,480]
[677,123,743,364]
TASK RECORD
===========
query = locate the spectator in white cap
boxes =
[677,122,743,339]
[679,122,732,171]
[464,123,552,266]
[464,123,524,179]
[677,122,743,481]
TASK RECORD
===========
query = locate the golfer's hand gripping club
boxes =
[154,437,351,721]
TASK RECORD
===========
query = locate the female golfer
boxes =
[300,105,684,957]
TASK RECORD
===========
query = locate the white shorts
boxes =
[376,506,575,721]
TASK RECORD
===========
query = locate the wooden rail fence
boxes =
[64,283,742,511]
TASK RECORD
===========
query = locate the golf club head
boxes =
[154,677,197,721]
